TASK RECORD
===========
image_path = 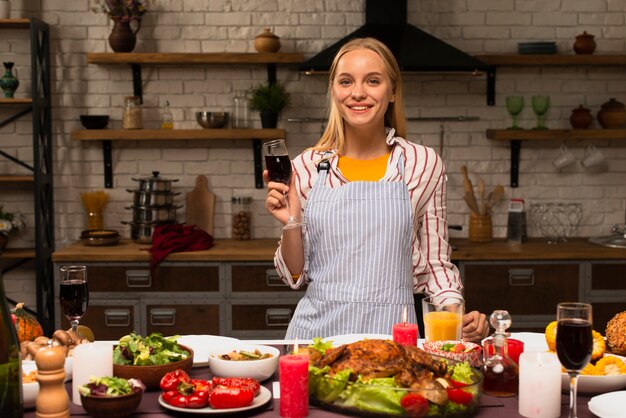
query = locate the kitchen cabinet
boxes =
[0,18,55,334]
[474,53,626,187]
[74,52,304,189]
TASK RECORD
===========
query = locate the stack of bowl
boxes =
[125,172,181,243]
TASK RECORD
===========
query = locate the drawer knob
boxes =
[126,270,152,287]
[104,309,131,327]
[150,308,176,326]
[265,308,292,327]
[508,268,535,286]
[265,269,284,287]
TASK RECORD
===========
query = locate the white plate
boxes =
[323,334,393,347]
[22,357,73,382]
[22,361,38,409]
[588,391,626,417]
[177,335,240,367]
[509,332,549,352]
[158,385,271,414]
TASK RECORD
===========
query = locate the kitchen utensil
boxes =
[469,214,493,242]
[553,144,577,170]
[478,178,486,215]
[461,165,480,215]
[463,193,481,217]
[131,171,178,192]
[529,202,583,243]
[185,175,215,236]
[580,145,606,170]
[79,115,109,130]
[121,220,175,244]
[127,189,180,207]
[128,205,181,223]
[195,111,229,129]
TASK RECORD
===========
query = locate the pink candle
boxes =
[393,322,419,346]
[279,353,309,418]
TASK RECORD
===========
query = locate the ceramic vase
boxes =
[597,98,626,129]
[0,62,19,98]
[254,28,281,53]
[569,105,593,129]
[573,31,596,55]
[108,20,139,53]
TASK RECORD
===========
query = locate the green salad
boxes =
[307,338,481,417]
[112,332,189,366]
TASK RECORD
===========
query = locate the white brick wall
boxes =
[2,0,626,303]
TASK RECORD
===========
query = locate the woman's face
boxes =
[331,48,395,131]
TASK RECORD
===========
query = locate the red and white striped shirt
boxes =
[274,129,463,303]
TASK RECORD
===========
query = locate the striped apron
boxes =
[285,156,416,339]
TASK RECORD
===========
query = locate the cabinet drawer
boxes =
[61,300,139,341]
[231,264,297,292]
[229,302,298,331]
[591,263,626,291]
[144,302,221,335]
[86,265,219,293]
[591,302,625,331]
[463,263,579,315]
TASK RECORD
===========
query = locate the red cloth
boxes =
[149,224,214,272]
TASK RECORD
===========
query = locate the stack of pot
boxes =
[125,171,182,243]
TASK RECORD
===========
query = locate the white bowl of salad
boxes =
[209,344,279,382]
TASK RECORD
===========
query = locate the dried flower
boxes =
[93,0,149,23]
[0,206,26,236]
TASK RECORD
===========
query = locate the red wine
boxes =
[60,280,89,320]
[265,154,292,184]
[556,318,592,371]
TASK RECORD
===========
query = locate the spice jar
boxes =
[232,197,252,240]
[123,96,143,129]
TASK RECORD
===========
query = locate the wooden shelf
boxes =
[0,175,34,184]
[0,98,32,105]
[487,129,626,141]
[87,52,305,65]
[71,128,286,141]
[0,248,36,259]
[0,18,30,29]
[474,54,626,66]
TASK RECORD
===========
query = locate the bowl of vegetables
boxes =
[208,344,279,382]
[112,332,194,390]
[79,376,145,418]
[422,340,483,368]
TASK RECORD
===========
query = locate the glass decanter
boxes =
[482,310,519,397]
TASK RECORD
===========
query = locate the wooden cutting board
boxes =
[185,175,215,236]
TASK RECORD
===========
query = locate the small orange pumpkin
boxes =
[11,302,44,343]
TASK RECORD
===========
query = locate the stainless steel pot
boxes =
[131,171,179,192]
[127,189,180,206]
[128,205,181,222]
[122,220,175,243]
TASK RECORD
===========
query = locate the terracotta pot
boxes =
[574,31,596,55]
[108,20,139,53]
[569,105,593,129]
[597,98,626,129]
[254,28,281,53]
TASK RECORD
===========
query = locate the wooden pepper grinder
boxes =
[35,345,70,418]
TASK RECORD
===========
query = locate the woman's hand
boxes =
[263,170,301,225]
[462,311,489,342]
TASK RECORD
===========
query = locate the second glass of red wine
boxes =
[556,302,592,418]
[59,265,89,334]
[263,138,301,229]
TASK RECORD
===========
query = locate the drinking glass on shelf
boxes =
[532,95,550,130]
[505,96,524,130]
[263,138,302,229]
[556,302,592,418]
[59,265,89,334]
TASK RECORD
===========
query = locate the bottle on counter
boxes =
[232,91,250,128]
[482,310,519,397]
[160,100,174,129]
[506,198,527,244]
[123,96,143,130]
[232,197,252,240]
[0,277,23,418]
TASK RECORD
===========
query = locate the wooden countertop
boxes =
[52,237,626,262]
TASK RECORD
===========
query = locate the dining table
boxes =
[23,334,604,417]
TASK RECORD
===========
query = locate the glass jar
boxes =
[123,96,143,129]
[232,197,252,240]
[232,91,250,128]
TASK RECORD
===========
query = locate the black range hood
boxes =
[301,0,494,76]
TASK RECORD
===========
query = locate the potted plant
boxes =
[93,0,149,53]
[248,82,290,128]
[0,206,26,249]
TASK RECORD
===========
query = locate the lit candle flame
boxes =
[293,340,299,355]
[402,305,408,324]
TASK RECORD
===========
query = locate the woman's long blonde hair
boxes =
[313,37,407,153]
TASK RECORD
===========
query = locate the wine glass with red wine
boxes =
[59,265,89,334]
[556,302,592,418]
[263,138,301,229]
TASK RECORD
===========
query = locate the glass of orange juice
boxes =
[422,297,464,341]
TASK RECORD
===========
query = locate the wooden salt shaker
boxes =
[35,345,69,418]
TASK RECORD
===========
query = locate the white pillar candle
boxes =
[518,351,561,418]
[72,342,113,406]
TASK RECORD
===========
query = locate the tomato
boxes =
[400,393,429,417]
[448,379,469,388]
[209,385,255,409]
[447,388,473,405]
[211,377,260,396]
[452,343,465,353]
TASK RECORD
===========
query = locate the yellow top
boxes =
[337,153,390,181]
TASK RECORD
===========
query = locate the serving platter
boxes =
[323,334,393,346]
[177,335,240,367]
[158,386,271,414]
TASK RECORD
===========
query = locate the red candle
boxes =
[484,337,525,364]
[279,353,309,418]
[393,322,419,346]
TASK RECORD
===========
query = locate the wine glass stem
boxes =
[568,372,579,418]
[70,319,79,334]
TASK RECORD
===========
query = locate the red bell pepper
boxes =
[208,385,255,409]
[400,393,429,417]
[162,379,211,409]
[159,369,191,392]
[211,377,260,396]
